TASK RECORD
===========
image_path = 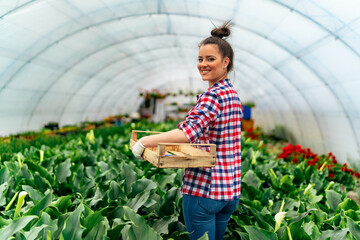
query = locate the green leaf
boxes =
[34,212,58,240]
[24,193,52,217]
[0,182,8,206]
[197,232,209,240]
[337,198,360,213]
[126,191,149,212]
[280,175,295,192]
[156,173,177,192]
[151,215,178,234]
[52,195,73,213]
[22,225,48,240]
[319,228,349,240]
[24,160,55,185]
[55,159,71,183]
[129,178,157,198]
[347,217,360,240]
[83,221,107,240]
[0,215,38,239]
[53,213,70,240]
[83,209,105,237]
[326,190,342,212]
[61,203,85,240]
[0,216,11,228]
[242,170,262,189]
[234,230,250,240]
[285,219,311,240]
[0,167,10,185]
[22,185,44,202]
[159,187,180,217]
[108,181,121,201]
[244,225,277,240]
[119,163,137,194]
[122,206,162,240]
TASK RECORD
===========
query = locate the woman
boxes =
[132,22,242,240]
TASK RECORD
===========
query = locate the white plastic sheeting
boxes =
[0,0,359,164]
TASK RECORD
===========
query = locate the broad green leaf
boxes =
[326,190,342,212]
[159,187,180,217]
[24,160,54,185]
[55,159,71,183]
[119,163,137,194]
[129,178,157,198]
[122,206,162,240]
[244,205,274,231]
[33,172,52,193]
[89,187,106,207]
[280,175,295,192]
[0,215,37,239]
[244,225,277,240]
[242,170,262,189]
[234,230,250,240]
[319,228,349,240]
[22,185,44,202]
[23,225,48,240]
[83,221,107,240]
[107,220,127,240]
[83,209,105,236]
[61,204,85,240]
[24,193,52,217]
[345,209,360,221]
[156,173,177,192]
[0,182,8,206]
[126,191,149,212]
[0,216,11,228]
[347,217,360,240]
[284,218,311,240]
[53,195,73,213]
[0,167,10,185]
[197,232,209,240]
[53,213,70,240]
[152,215,178,234]
[34,212,58,240]
[337,198,360,213]
[108,181,121,201]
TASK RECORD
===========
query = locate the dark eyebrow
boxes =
[198,55,216,58]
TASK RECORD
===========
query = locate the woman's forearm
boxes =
[140,129,189,148]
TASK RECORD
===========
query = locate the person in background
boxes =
[132,21,242,240]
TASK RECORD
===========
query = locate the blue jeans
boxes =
[182,194,239,240]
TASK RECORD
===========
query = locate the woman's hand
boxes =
[132,140,145,159]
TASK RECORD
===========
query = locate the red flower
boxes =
[246,128,254,133]
[329,173,335,179]
[292,157,299,164]
[307,160,316,166]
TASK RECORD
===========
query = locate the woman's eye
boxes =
[198,58,203,62]
[208,58,215,61]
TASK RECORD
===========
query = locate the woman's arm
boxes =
[140,129,189,148]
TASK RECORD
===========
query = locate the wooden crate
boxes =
[129,130,216,168]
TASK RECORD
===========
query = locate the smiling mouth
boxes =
[201,70,211,74]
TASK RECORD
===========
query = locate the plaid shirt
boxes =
[178,79,242,200]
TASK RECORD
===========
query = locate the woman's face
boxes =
[197,44,229,87]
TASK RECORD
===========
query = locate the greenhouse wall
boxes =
[0,0,359,165]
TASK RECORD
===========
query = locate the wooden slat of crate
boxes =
[130,130,216,168]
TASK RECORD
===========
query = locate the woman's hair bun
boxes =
[210,21,232,39]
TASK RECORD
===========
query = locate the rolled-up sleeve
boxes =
[178,91,220,143]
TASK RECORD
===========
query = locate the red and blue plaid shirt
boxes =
[178,79,242,200]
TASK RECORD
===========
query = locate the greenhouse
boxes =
[0,0,360,239]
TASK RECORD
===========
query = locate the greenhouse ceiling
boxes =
[0,0,359,164]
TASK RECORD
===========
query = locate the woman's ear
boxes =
[223,57,230,69]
